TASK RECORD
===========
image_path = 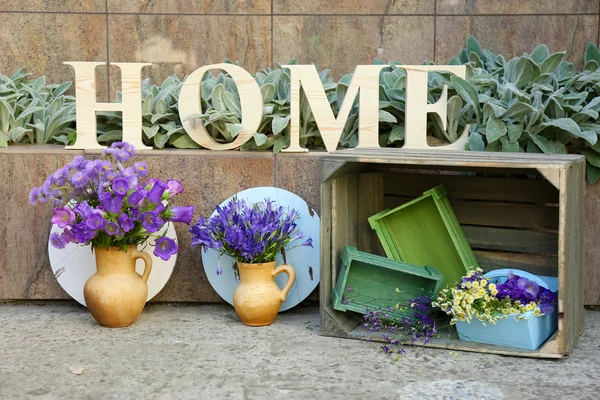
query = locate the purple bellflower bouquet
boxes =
[29,142,194,261]
[189,197,313,268]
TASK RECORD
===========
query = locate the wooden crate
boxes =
[320,149,585,358]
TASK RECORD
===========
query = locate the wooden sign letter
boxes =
[398,65,469,150]
[64,61,151,150]
[179,63,262,150]
[282,64,387,153]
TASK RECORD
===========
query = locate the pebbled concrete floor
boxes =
[0,302,599,400]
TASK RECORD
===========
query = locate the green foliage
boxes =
[4,37,600,182]
[0,69,76,147]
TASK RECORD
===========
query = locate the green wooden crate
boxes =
[368,184,479,287]
[332,246,444,317]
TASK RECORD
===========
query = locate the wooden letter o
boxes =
[178,63,263,150]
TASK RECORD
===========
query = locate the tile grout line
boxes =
[0,10,598,17]
[271,0,274,67]
[105,0,110,101]
[433,0,437,62]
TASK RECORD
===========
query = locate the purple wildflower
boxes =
[51,206,76,228]
[117,213,135,233]
[112,178,130,196]
[147,180,167,203]
[85,210,107,230]
[127,188,146,206]
[29,187,42,205]
[166,179,183,197]
[168,206,194,224]
[69,171,88,188]
[142,212,163,232]
[133,162,148,176]
[154,237,178,261]
[105,221,122,237]
[50,232,67,249]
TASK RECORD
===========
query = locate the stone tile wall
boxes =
[0,0,598,93]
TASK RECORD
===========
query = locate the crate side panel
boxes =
[474,251,558,277]
[462,226,559,255]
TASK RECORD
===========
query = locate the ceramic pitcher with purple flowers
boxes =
[84,245,152,328]
[233,261,296,326]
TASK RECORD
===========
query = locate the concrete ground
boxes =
[0,302,598,400]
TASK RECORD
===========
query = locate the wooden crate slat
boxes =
[474,250,558,277]
[463,226,558,255]
[384,196,559,231]
[383,172,559,204]
[357,173,385,256]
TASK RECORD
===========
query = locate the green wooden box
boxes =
[368,184,479,287]
[331,246,444,317]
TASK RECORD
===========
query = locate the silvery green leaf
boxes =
[485,118,507,143]
[253,132,267,146]
[378,110,397,123]
[383,72,397,88]
[579,123,600,133]
[225,123,243,138]
[0,98,14,132]
[587,163,600,184]
[502,101,535,119]
[466,35,483,58]
[272,115,290,135]
[530,134,567,154]
[580,148,600,168]
[388,125,405,143]
[142,94,154,115]
[155,98,168,115]
[273,136,287,154]
[154,132,168,149]
[52,135,70,145]
[10,127,30,142]
[514,57,536,89]
[151,113,172,124]
[468,131,485,151]
[541,52,566,74]
[501,136,519,152]
[211,84,226,112]
[507,122,523,143]
[573,110,599,123]
[255,72,267,86]
[485,140,502,152]
[142,125,160,139]
[264,69,281,87]
[451,75,480,120]
[97,129,123,143]
[585,43,600,65]
[584,60,599,72]
[0,133,7,147]
[160,121,178,132]
[537,117,597,145]
[53,82,71,97]
[223,91,241,117]
[261,83,275,104]
[171,134,202,149]
[483,102,506,119]
[208,111,237,124]
[263,104,275,115]
[530,44,550,64]
[384,88,404,102]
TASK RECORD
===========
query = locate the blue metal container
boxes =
[455,269,558,351]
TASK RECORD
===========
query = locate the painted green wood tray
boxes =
[332,246,444,317]
[368,184,478,287]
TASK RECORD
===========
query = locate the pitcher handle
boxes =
[272,264,296,302]
[133,250,153,283]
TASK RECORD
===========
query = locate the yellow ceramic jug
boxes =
[84,245,152,328]
[233,261,296,326]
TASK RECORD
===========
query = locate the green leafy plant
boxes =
[0,69,75,147]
